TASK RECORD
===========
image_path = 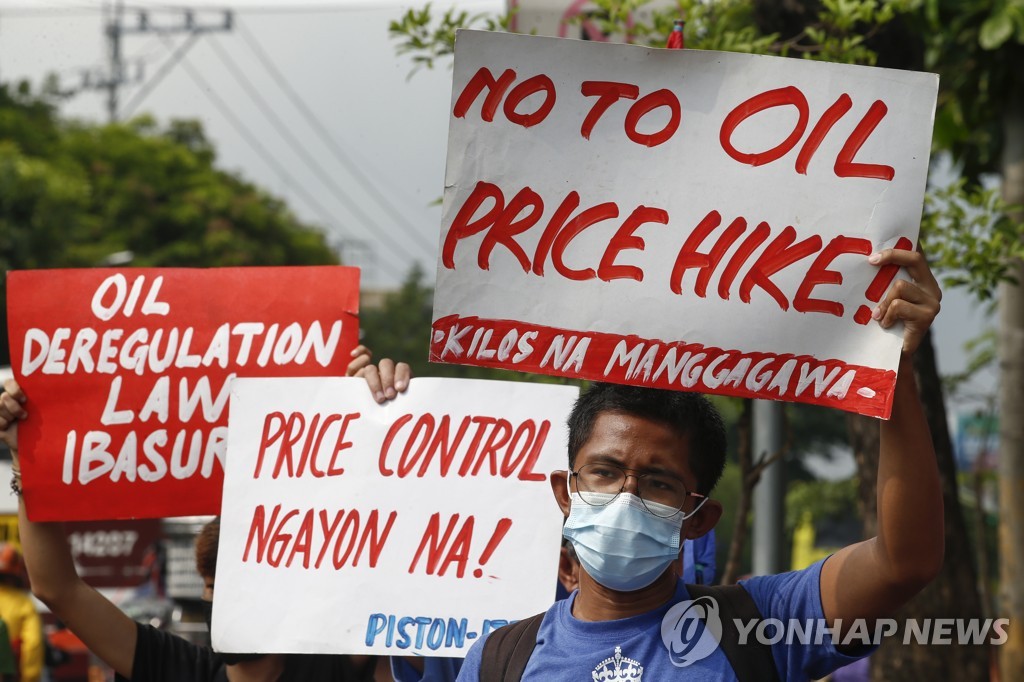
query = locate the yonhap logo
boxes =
[660,596,722,667]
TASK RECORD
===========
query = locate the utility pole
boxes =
[752,400,786,575]
[81,1,233,122]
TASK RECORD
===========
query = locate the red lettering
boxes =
[243,503,279,563]
[738,226,823,310]
[517,420,549,482]
[442,182,505,269]
[453,67,517,122]
[598,206,667,282]
[472,418,512,476]
[399,414,433,477]
[670,211,746,297]
[268,509,298,567]
[307,414,342,477]
[357,510,397,567]
[580,80,639,139]
[315,509,344,569]
[409,512,460,575]
[502,74,556,128]
[459,417,497,476]
[718,222,770,300]
[794,236,873,315]
[327,412,360,476]
[795,94,852,174]
[296,413,322,477]
[550,202,619,281]
[285,509,315,569]
[379,414,414,476]
[720,86,809,167]
[625,89,681,147]
[834,100,895,180]
[272,413,305,479]
[532,192,580,276]
[254,413,286,478]
[479,187,544,272]
[424,415,472,478]
[333,512,360,569]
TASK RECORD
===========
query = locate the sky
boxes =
[0,0,998,419]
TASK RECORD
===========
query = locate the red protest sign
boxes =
[7,266,359,521]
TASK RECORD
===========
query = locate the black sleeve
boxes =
[114,622,224,682]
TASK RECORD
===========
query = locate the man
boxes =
[0,350,411,682]
[456,247,944,681]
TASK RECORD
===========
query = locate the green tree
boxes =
[0,84,338,366]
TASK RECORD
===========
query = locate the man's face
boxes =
[552,410,723,541]
[553,411,699,518]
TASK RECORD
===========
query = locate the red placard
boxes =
[7,266,359,521]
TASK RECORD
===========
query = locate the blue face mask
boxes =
[563,482,707,592]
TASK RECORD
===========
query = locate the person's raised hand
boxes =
[0,379,27,457]
[346,345,411,404]
[868,248,941,355]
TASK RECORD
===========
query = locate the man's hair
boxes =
[195,518,220,580]
[567,383,727,495]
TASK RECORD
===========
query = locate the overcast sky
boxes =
[0,0,997,414]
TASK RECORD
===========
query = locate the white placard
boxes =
[213,377,578,657]
[431,30,939,418]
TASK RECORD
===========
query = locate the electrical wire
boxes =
[235,18,436,255]
[204,33,429,268]
[171,38,407,281]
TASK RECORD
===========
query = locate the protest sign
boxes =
[7,266,359,521]
[212,377,576,657]
[431,30,939,418]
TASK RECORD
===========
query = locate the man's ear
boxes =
[550,470,570,517]
[558,545,580,593]
[684,499,723,540]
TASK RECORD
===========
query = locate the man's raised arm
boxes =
[819,248,944,625]
[0,380,138,678]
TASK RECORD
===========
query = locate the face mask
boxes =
[563,481,706,592]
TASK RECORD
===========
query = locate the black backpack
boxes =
[480,583,782,682]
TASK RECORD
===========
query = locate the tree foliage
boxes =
[0,83,338,365]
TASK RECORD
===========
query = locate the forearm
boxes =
[875,355,944,587]
[17,496,137,676]
[17,498,81,608]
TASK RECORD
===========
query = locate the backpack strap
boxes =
[687,583,782,682]
[480,613,545,682]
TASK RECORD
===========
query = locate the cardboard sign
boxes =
[7,266,359,521]
[431,31,939,418]
[213,377,577,657]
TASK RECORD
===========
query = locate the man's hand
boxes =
[868,248,941,354]
[0,379,26,456]
[346,345,411,403]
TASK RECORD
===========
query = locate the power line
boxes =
[235,18,436,256]
[171,39,405,281]
[204,33,428,269]
[121,31,199,117]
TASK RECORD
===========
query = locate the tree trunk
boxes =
[850,331,989,681]
[998,85,1024,682]
[723,400,753,584]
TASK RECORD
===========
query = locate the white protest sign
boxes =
[213,377,578,657]
[431,30,939,419]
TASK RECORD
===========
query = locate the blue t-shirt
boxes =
[457,558,869,681]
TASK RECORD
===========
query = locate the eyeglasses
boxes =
[570,462,706,518]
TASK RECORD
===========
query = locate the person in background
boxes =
[0,543,43,682]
